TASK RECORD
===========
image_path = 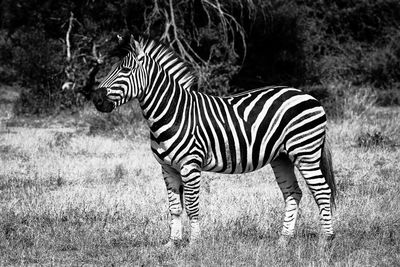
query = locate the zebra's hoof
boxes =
[277,235,292,248]
[163,239,181,249]
[187,238,202,248]
[319,234,335,249]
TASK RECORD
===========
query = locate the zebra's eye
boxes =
[121,66,131,73]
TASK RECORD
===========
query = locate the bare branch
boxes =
[202,0,247,65]
[66,12,74,62]
[91,42,104,64]
[62,12,75,91]
[62,10,105,96]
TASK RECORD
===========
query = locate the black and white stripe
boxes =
[96,37,337,245]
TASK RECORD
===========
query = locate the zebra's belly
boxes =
[152,140,271,174]
[202,145,276,174]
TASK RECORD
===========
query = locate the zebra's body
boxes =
[92,36,336,246]
[150,86,325,173]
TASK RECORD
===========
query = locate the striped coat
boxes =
[92,36,336,246]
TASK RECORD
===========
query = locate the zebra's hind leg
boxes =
[162,165,184,247]
[297,160,334,241]
[271,153,302,246]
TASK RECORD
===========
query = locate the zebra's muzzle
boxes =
[92,87,115,113]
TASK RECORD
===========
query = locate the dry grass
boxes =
[1,99,400,265]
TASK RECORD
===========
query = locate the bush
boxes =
[356,130,394,148]
[232,1,310,89]
[359,37,400,89]
[303,84,345,119]
[2,0,400,119]
[303,83,377,120]
[299,0,400,90]
[375,89,400,106]
[9,26,83,115]
[0,30,16,83]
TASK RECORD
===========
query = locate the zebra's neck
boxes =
[137,52,195,133]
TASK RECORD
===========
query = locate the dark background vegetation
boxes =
[0,0,400,116]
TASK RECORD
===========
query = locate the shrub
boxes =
[303,83,377,120]
[0,30,16,83]
[232,1,311,89]
[113,164,128,184]
[299,0,400,92]
[375,89,400,106]
[9,26,83,115]
[356,130,395,148]
[303,84,345,119]
[2,0,400,119]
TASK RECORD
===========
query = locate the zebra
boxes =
[91,34,337,247]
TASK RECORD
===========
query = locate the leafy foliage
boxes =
[1,0,400,115]
[9,26,73,115]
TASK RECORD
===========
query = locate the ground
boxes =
[0,85,399,266]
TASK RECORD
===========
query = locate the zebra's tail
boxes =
[320,138,337,209]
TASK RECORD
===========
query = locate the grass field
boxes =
[1,86,400,266]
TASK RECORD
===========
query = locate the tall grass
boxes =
[0,89,400,265]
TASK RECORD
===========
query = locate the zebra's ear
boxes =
[108,33,132,58]
[117,34,123,44]
[133,39,140,50]
[132,36,144,59]
[117,33,131,47]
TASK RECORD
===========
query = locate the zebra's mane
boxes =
[138,38,197,91]
[125,38,197,90]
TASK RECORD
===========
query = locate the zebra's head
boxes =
[92,34,146,113]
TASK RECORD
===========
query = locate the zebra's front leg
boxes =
[180,162,202,243]
[162,166,184,247]
[271,154,302,246]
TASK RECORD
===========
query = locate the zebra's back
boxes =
[194,86,327,174]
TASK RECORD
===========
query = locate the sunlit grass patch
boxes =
[0,180,170,263]
[1,105,400,265]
